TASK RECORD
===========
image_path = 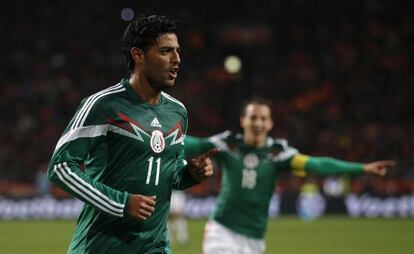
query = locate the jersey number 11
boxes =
[146,157,161,186]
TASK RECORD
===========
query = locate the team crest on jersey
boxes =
[243,153,259,169]
[107,112,184,153]
[150,130,165,153]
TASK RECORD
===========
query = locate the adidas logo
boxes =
[150,117,162,128]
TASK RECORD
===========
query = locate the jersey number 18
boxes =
[241,169,257,189]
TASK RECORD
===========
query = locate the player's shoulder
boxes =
[161,91,187,112]
[81,82,127,107]
[268,138,290,151]
[71,82,126,129]
[268,137,299,162]
[208,130,234,142]
[206,131,239,152]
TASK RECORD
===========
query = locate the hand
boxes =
[127,194,156,220]
[363,160,396,176]
[188,148,220,182]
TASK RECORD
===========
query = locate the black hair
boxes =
[122,14,179,72]
[241,97,273,117]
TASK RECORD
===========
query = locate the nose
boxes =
[172,50,180,64]
[253,120,261,128]
[253,119,262,128]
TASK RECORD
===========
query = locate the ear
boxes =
[130,47,144,65]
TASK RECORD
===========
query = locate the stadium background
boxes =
[1,0,414,253]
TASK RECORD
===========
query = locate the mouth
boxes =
[168,67,179,80]
[252,129,263,135]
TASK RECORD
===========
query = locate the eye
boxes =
[159,47,172,54]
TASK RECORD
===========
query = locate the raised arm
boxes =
[291,154,395,176]
[184,135,216,156]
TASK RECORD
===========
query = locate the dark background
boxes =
[1,0,413,197]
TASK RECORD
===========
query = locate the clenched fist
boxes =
[127,194,156,220]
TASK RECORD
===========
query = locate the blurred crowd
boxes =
[1,0,413,197]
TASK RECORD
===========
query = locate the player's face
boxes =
[141,33,181,91]
[240,104,274,145]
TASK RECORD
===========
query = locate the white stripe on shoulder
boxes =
[71,83,125,130]
[272,147,298,162]
[272,139,298,162]
[208,131,232,152]
[161,92,186,111]
[54,125,108,152]
[78,86,126,128]
[274,138,289,149]
[71,83,122,130]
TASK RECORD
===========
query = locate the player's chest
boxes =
[227,152,276,177]
[106,105,185,154]
[224,152,277,190]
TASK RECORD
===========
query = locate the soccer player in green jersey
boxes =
[47,15,218,254]
[185,98,395,254]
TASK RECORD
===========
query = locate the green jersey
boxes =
[48,78,197,253]
[186,131,298,239]
[185,131,364,239]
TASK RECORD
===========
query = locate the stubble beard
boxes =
[146,74,175,93]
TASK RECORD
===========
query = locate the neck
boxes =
[243,133,266,148]
[129,73,161,104]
